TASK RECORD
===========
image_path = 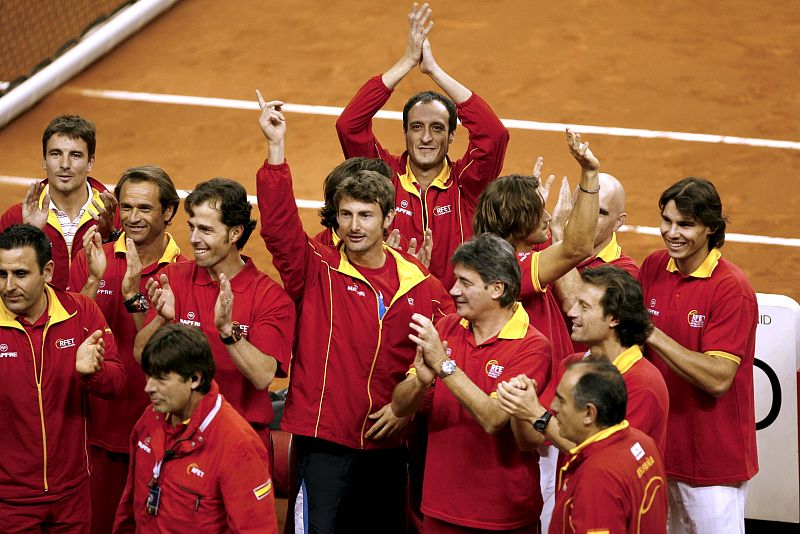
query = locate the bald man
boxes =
[575,173,638,277]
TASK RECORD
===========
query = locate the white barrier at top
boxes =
[746,293,799,523]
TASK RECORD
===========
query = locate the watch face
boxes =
[441,359,456,376]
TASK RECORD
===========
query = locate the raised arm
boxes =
[256,90,316,301]
[133,274,175,362]
[537,130,599,286]
[382,3,433,89]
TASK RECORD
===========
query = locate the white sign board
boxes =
[745,294,799,523]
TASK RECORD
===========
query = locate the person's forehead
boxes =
[189,201,224,224]
[408,100,450,123]
[577,282,605,306]
[661,199,698,222]
[46,133,88,153]
[338,196,381,213]
[120,180,160,204]
[0,246,38,269]
[453,263,482,282]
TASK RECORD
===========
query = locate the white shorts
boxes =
[667,478,748,534]
[538,444,559,534]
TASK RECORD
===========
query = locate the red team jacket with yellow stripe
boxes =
[114,381,278,533]
[551,422,667,534]
[335,75,509,291]
[257,161,453,450]
[0,285,123,500]
[0,177,119,290]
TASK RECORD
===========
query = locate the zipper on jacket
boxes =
[358,279,390,448]
[176,483,203,511]
[26,326,49,492]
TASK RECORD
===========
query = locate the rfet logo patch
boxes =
[687,310,706,328]
[187,463,205,478]
[485,359,504,379]
[55,338,76,349]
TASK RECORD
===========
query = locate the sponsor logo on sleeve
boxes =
[253,479,273,500]
[630,442,645,461]
[137,439,152,454]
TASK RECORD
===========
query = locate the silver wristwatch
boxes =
[438,359,457,379]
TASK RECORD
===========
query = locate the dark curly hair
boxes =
[185,178,256,250]
[659,177,727,250]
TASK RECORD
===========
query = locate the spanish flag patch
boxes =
[253,479,272,501]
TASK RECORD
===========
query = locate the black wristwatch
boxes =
[533,411,553,433]
[123,292,149,313]
[220,322,243,345]
[104,228,122,243]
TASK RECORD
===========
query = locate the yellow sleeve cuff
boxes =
[706,351,742,365]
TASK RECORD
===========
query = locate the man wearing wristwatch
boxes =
[133,178,296,468]
[1,115,120,291]
[69,165,186,534]
[496,266,669,455]
[393,234,553,532]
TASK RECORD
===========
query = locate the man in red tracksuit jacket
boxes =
[114,324,277,534]
[335,3,509,291]
[0,224,124,532]
[257,92,453,533]
[549,360,667,534]
[1,115,120,290]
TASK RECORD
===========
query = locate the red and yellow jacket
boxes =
[114,381,278,533]
[335,75,509,290]
[0,177,120,290]
[551,422,667,534]
[257,160,453,450]
[0,285,123,500]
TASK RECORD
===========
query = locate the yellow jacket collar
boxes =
[0,285,75,329]
[114,232,182,264]
[666,248,721,278]
[459,303,529,340]
[398,159,452,197]
[611,345,643,374]
[43,182,103,230]
[335,244,429,304]
[596,232,622,263]
[569,420,629,456]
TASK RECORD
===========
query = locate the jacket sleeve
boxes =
[221,434,279,533]
[68,248,90,293]
[451,93,509,204]
[112,431,138,533]
[428,275,455,323]
[80,295,125,398]
[256,160,317,302]
[335,75,398,163]
[246,282,296,378]
[0,204,23,231]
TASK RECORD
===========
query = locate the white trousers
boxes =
[667,478,748,534]
[538,444,559,534]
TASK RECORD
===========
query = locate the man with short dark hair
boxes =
[335,3,509,290]
[257,94,452,533]
[1,115,119,290]
[134,178,295,455]
[498,265,669,455]
[639,177,757,533]
[0,224,123,532]
[114,323,278,533]
[69,165,187,534]
[547,360,667,534]
[392,234,552,532]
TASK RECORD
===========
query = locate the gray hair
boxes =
[451,233,520,308]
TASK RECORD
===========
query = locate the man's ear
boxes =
[43,260,55,284]
[490,281,505,302]
[613,212,627,232]
[383,209,396,230]
[189,373,202,391]
[87,155,95,173]
[228,224,243,245]
[448,130,456,144]
[583,402,598,427]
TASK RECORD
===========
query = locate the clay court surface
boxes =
[1,0,799,305]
